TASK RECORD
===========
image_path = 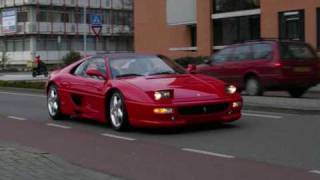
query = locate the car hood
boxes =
[121,74,225,100]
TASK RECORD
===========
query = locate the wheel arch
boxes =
[46,81,56,94]
[243,72,260,84]
[104,88,122,123]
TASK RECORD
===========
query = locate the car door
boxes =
[223,45,253,87]
[69,57,107,121]
[200,47,234,82]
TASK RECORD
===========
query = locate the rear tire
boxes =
[245,77,263,96]
[288,87,308,98]
[47,84,65,120]
[109,91,130,131]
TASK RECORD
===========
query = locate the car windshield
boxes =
[280,42,317,60]
[109,56,186,79]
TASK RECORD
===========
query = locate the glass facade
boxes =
[213,15,260,46]
[214,0,260,13]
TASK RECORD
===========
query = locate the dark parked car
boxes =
[197,40,320,97]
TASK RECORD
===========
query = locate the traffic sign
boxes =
[90,14,103,27]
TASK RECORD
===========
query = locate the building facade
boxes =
[0,0,133,65]
[134,0,320,59]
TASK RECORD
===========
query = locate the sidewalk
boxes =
[0,143,121,180]
[243,94,320,113]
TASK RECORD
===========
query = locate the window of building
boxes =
[213,15,260,46]
[214,0,260,13]
[317,8,320,49]
[279,10,305,41]
[5,38,30,51]
[189,25,197,47]
[17,11,28,22]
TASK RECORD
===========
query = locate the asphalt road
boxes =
[0,89,320,179]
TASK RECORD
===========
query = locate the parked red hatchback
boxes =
[197,40,320,98]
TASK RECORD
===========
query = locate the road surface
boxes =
[0,89,319,179]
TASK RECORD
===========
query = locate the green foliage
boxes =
[0,80,46,89]
[62,51,82,66]
[174,56,208,68]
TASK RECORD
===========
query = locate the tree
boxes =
[62,51,82,66]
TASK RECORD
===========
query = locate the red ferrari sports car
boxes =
[47,53,242,131]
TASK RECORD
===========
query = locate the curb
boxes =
[244,104,320,115]
[0,87,45,94]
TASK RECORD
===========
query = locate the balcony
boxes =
[0,0,132,9]
[0,22,133,36]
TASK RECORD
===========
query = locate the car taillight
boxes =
[274,62,282,67]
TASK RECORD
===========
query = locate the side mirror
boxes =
[187,64,197,74]
[86,69,107,80]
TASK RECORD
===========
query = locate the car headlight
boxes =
[154,90,173,100]
[225,85,237,94]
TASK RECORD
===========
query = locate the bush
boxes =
[174,56,209,68]
[0,80,46,89]
[62,51,82,66]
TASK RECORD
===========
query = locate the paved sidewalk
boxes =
[0,143,121,180]
[244,95,320,113]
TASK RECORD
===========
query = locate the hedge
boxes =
[174,56,209,68]
[0,80,46,89]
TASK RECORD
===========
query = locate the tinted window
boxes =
[232,46,252,61]
[252,43,273,60]
[74,61,89,77]
[280,43,317,60]
[211,48,233,63]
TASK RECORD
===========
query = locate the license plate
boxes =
[294,67,311,73]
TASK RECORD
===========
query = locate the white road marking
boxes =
[0,91,46,98]
[243,110,289,116]
[8,116,26,121]
[182,148,235,159]
[47,123,72,129]
[309,170,320,175]
[242,113,282,119]
[101,133,136,141]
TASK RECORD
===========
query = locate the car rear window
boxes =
[280,42,317,60]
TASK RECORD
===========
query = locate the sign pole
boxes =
[83,6,87,57]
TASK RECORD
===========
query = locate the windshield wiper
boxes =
[116,74,144,78]
[148,71,176,76]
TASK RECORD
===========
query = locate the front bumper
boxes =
[126,98,242,128]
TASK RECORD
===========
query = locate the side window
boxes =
[252,44,273,60]
[86,58,107,80]
[73,58,106,79]
[211,48,233,63]
[73,61,89,77]
[232,46,252,61]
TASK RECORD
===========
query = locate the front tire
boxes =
[47,84,65,120]
[109,91,129,131]
[245,77,263,96]
[288,87,308,98]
